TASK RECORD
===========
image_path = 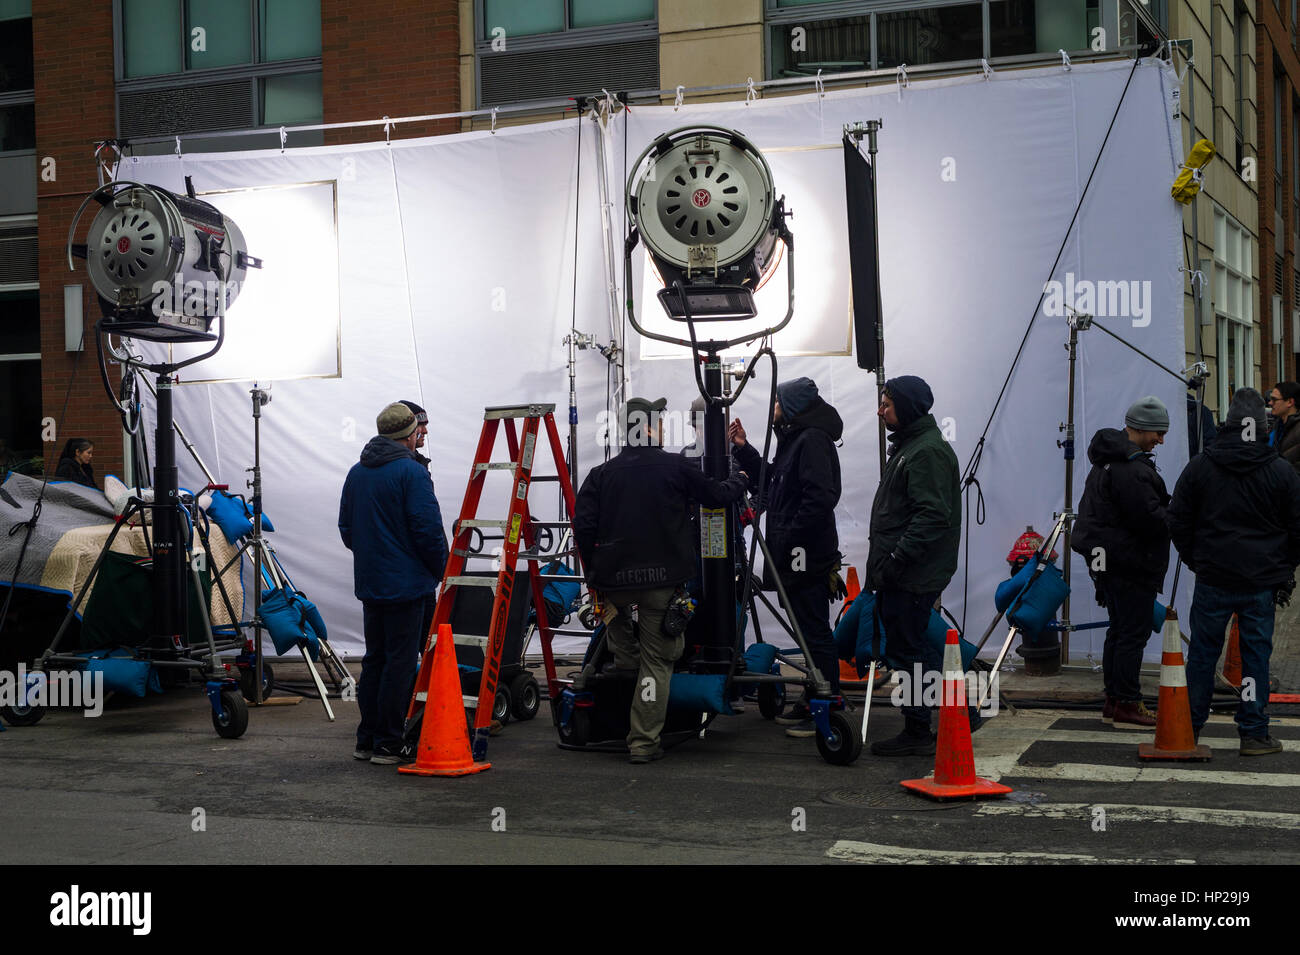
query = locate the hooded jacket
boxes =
[732,396,843,588]
[574,444,747,591]
[1168,421,1300,591]
[1272,412,1300,476]
[865,413,961,594]
[1071,428,1170,591]
[338,435,449,603]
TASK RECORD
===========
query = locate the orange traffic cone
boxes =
[400,624,491,777]
[844,566,861,602]
[839,567,868,686]
[1138,610,1211,761]
[1222,614,1242,688]
[902,630,1011,800]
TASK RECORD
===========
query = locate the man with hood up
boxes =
[1168,388,1300,756]
[338,402,449,765]
[1071,396,1171,731]
[865,375,962,756]
[729,377,843,739]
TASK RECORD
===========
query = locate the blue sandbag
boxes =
[667,672,733,715]
[834,591,976,675]
[205,489,274,543]
[743,642,778,673]
[1152,600,1167,633]
[995,558,1038,613]
[83,652,162,698]
[1006,562,1069,635]
[260,588,321,660]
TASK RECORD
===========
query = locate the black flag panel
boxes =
[844,135,882,371]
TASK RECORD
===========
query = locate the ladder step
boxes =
[474,462,519,472]
[444,575,499,589]
[430,632,490,648]
[484,403,556,420]
[459,519,509,529]
[530,475,561,482]
[415,691,480,707]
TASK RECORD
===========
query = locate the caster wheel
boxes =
[239,662,274,702]
[756,682,785,720]
[509,672,540,721]
[815,709,862,766]
[560,708,590,747]
[0,701,46,727]
[491,685,512,726]
[212,689,249,739]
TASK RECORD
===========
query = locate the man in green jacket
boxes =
[865,375,962,756]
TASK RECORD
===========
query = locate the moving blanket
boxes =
[0,473,242,627]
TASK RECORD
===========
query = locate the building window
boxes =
[1214,207,1255,409]
[0,0,33,156]
[1235,2,1249,178]
[115,0,322,137]
[475,0,658,107]
[0,283,40,477]
[767,1,1160,80]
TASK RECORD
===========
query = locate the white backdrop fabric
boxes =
[123,57,1189,663]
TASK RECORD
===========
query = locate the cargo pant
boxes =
[606,586,682,758]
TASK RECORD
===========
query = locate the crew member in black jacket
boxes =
[1168,388,1300,756]
[574,396,748,763]
[1071,396,1171,730]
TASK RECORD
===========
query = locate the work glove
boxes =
[1275,576,1296,608]
[829,568,847,601]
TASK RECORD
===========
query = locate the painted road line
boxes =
[1033,730,1248,750]
[826,840,1195,865]
[996,762,1300,787]
[974,801,1300,829]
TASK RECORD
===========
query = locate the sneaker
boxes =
[775,702,813,726]
[870,730,936,757]
[1101,695,1116,725]
[1240,735,1284,757]
[785,718,817,739]
[353,746,373,761]
[370,744,415,765]
[1111,700,1157,730]
[628,749,665,764]
[729,698,746,714]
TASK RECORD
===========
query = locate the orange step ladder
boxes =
[405,403,580,764]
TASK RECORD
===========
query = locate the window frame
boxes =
[473,0,658,54]
[1212,206,1256,410]
[0,11,34,156]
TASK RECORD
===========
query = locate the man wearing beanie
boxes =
[729,376,843,739]
[865,375,962,756]
[1071,395,1171,730]
[338,402,449,765]
[1169,388,1300,756]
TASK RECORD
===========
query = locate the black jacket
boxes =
[1272,413,1300,476]
[1071,429,1170,591]
[574,444,747,592]
[55,458,96,489]
[1168,422,1300,592]
[865,414,961,594]
[732,397,842,588]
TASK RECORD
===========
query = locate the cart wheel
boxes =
[815,709,862,765]
[509,672,540,721]
[0,701,46,727]
[239,663,274,702]
[491,685,512,726]
[560,708,590,747]
[756,683,785,720]
[212,690,248,739]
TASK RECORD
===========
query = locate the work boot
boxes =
[1111,700,1156,730]
[1239,735,1284,757]
[1101,694,1116,725]
[775,701,813,726]
[870,730,936,757]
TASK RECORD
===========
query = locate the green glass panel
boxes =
[261,0,321,61]
[482,0,563,40]
[186,0,252,70]
[570,0,654,29]
[0,0,32,22]
[262,71,322,125]
[0,103,35,150]
[123,0,183,78]
[775,0,839,7]
[0,16,32,91]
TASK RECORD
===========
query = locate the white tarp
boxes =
[122,56,1189,664]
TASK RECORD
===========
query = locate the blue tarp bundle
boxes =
[833,591,977,676]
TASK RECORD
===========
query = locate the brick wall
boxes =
[321,0,461,145]
[32,2,123,483]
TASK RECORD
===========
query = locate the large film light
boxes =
[67,179,261,344]
[626,126,783,321]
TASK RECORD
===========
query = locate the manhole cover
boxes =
[821,786,969,811]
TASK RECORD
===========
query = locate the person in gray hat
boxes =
[1071,395,1172,729]
[574,396,749,763]
[338,402,449,765]
[1169,387,1300,756]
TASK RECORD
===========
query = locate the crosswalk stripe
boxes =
[994,762,1300,787]
[826,840,1195,865]
[973,802,1300,829]
[1032,730,1248,750]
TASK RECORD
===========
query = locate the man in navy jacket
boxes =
[339,402,449,765]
